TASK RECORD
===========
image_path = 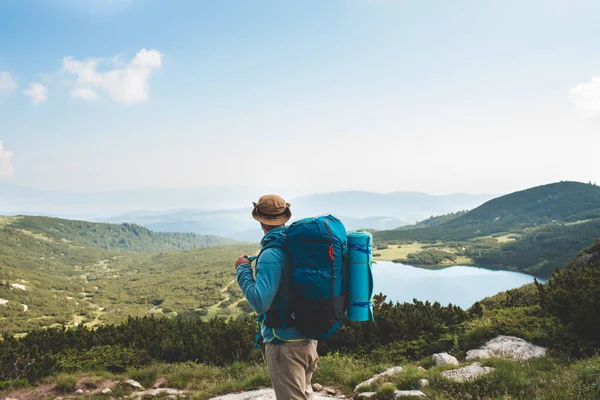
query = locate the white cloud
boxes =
[62,48,163,104]
[71,87,99,101]
[22,82,48,104]
[0,141,14,177]
[569,76,600,118]
[0,71,17,101]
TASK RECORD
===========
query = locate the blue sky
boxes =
[1,0,599,196]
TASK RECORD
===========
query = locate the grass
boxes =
[54,373,78,393]
[374,243,427,261]
[4,353,600,400]
[374,243,473,266]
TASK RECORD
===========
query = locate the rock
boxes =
[10,283,27,291]
[74,389,84,395]
[432,352,459,366]
[357,393,377,399]
[417,366,427,373]
[124,379,145,391]
[466,335,547,361]
[102,388,113,394]
[441,362,495,382]
[312,383,323,392]
[395,390,426,398]
[128,388,187,398]
[208,388,332,399]
[323,386,337,395]
[354,366,404,391]
[418,379,429,390]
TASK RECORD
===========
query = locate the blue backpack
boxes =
[285,215,348,339]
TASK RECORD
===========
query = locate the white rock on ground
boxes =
[432,352,459,366]
[312,383,323,392]
[124,379,145,390]
[0,299,8,306]
[465,335,547,361]
[208,388,332,400]
[101,388,112,394]
[22,304,28,312]
[354,366,404,391]
[357,393,376,399]
[128,388,187,398]
[395,390,426,398]
[418,379,429,389]
[10,283,27,291]
[441,362,495,383]
[74,389,84,395]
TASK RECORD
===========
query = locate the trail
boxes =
[208,279,236,309]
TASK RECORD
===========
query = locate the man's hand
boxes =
[236,254,250,270]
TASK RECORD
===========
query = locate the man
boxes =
[236,194,319,400]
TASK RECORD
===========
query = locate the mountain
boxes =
[289,191,494,219]
[0,215,256,334]
[101,191,495,241]
[375,181,600,278]
[4,216,237,252]
[376,181,600,242]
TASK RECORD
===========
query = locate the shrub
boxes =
[376,383,397,399]
[537,240,600,353]
[54,374,78,393]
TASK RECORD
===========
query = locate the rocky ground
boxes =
[0,336,550,400]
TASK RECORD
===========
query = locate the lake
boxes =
[372,261,543,309]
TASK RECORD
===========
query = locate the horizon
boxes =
[1,0,599,197]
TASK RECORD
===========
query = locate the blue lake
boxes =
[372,261,543,309]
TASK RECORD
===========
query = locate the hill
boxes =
[100,191,494,242]
[5,215,236,252]
[376,181,600,242]
[374,182,600,277]
[2,241,600,400]
[0,216,256,334]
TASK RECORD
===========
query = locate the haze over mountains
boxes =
[0,183,495,241]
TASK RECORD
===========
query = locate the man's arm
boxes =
[236,249,283,315]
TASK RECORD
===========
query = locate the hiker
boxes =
[235,194,319,400]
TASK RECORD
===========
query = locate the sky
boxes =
[1,0,599,197]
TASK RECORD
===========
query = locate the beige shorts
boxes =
[266,340,319,400]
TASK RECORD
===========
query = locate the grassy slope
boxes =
[8,215,237,252]
[374,182,600,278]
[0,219,258,334]
[376,181,600,242]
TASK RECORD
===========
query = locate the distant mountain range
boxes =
[98,191,495,241]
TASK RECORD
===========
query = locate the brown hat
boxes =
[252,194,292,226]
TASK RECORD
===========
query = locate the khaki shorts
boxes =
[266,340,319,400]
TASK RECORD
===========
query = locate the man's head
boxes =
[252,194,292,233]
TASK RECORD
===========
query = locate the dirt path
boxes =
[208,279,236,309]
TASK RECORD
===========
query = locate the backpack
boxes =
[285,215,348,339]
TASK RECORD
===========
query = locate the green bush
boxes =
[54,374,78,393]
[376,383,396,399]
[537,240,600,354]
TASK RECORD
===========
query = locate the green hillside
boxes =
[0,217,257,335]
[376,181,600,242]
[6,215,236,252]
[374,182,600,277]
